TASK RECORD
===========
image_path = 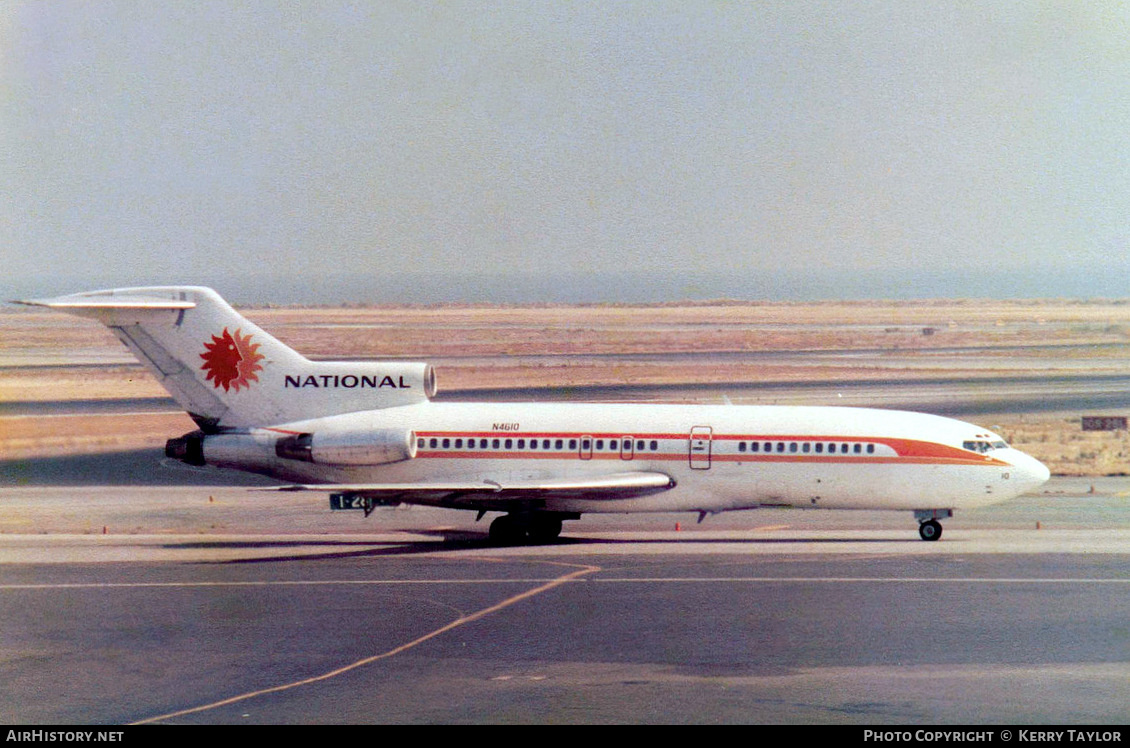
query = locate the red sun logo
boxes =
[200,328,265,392]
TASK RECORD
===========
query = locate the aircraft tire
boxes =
[527,515,563,544]
[918,519,943,541]
[489,514,527,545]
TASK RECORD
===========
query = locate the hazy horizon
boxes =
[9,264,1130,307]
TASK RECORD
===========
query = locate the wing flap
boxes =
[264,470,676,507]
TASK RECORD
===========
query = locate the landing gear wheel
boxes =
[488,513,566,545]
[527,515,563,544]
[489,514,526,545]
[918,519,943,541]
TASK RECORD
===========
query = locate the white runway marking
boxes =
[3,575,1127,592]
[0,579,581,590]
[129,560,601,725]
[592,576,1130,584]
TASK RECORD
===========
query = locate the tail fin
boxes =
[18,286,435,430]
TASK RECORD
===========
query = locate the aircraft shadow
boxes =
[0,449,276,487]
[181,532,918,564]
[184,531,503,564]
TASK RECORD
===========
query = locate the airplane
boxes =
[17,286,1050,543]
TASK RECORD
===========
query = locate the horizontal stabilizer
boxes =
[14,296,196,310]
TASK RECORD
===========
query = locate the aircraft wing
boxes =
[264,470,676,511]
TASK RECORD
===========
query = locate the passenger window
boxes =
[650,440,658,450]
[867,444,875,454]
[739,442,746,453]
[505,439,512,449]
[492,439,500,449]
[442,439,450,449]
[430,438,438,448]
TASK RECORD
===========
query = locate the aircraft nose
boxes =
[1010,450,1051,493]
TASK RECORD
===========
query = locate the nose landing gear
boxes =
[914,509,952,542]
[918,519,942,541]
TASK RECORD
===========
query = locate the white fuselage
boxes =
[214,401,1050,515]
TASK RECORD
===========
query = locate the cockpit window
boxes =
[963,439,1009,453]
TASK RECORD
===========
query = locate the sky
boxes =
[4,2,1130,304]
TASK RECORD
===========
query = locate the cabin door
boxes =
[689,426,712,469]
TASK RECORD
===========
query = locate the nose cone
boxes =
[1009,449,1051,494]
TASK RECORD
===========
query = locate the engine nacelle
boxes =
[167,430,280,473]
[166,431,205,466]
[167,425,417,470]
[280,362,437,411]
[275,428,417,466]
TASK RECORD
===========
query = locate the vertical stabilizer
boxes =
[19,287,435,429]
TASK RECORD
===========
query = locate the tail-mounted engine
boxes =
[165,427,417,469]
[275,428,417,466]
[165,431,206,466]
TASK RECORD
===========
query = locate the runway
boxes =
[0,479,1127,724]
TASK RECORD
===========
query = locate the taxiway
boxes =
[0,478,1126,724]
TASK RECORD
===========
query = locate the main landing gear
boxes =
[914,509,952,542]
[487,512,577,545]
